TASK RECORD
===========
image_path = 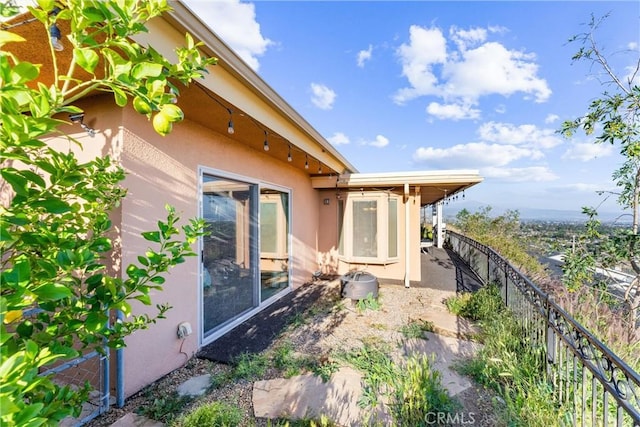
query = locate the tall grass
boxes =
[337,340,458,426]
[451,285,567,425]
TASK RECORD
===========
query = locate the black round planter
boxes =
[340,271,379,300]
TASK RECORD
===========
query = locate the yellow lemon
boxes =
[4,310,22,324]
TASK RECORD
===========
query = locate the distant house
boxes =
[8,2,481,400]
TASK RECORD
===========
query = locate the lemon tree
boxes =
[0,1,216,424]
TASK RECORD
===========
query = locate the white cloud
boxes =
[478,121,562,149]
[553,182,614,195]
[394,25,551,116]
[357,44,373,67]
[562,142,613,161]
[545,114,560,124]
[628,42,639,51]
[394,25,447,104]
[481,166,558,182]
[450,26,487,51]
[328,132,350,145]
[184,0,272,71]
[444,42,551,102]
[310,83,337,110]
[426,102,480,120]
[495,104,507,114]
[413,142,542,168]
[365,135,389,148]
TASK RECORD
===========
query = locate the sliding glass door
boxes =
[260,188,290,302]
[201,174,258,338]
[200,172,291,340]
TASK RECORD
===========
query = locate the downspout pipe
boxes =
[116,310,125,408]
[404,183,410,288]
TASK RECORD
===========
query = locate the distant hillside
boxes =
[442,200,632,224]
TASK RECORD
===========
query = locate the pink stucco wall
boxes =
[316,189,422,283]
[117,103,321,396]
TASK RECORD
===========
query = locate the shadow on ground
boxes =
[198,278,341,364]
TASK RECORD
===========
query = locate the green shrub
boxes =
[355,293,381,312]
[172,401,242,427]
[399,319,434,339]
[138,393,191,423]
[457,309,563,425]
[232,353,268,380]
[392,355,459,426]
[338,342,458,425]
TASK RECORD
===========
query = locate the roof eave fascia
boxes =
[311,170,483,189]
[166,1,358,174]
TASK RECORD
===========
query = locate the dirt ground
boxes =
[86,279,501,426]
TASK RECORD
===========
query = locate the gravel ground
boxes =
[86,279,501,426]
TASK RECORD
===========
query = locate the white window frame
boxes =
[338,192,400,264]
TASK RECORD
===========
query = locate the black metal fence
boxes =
[447,231,640,426]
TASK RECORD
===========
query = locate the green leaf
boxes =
[134,294,151,305]
[131,62,163,80]
[0,29,25,47]
[1,168,28,196]
[30,198,71,214]
[19,169,46,188]
[2,260,30,286]
[149,276,165,285]
[0,223,12,242]
[141,231,161,243]
[35,260,57,279]
[73,47,99,74]
[32,284,72,301]
[112,86,127,107]
[85,312,106,332]
[11,61,40,84]
[81,6,105,23]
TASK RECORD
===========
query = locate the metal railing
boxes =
[447,231,640,426]
[27,307,111,426]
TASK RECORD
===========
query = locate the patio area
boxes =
[95,246,491,426]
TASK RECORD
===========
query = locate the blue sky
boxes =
[182,0,639,215]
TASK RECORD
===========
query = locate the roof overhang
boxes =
[164,1,358,175]
[311,170,483,206]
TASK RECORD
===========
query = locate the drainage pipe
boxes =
[116,310,125,408]
[404,183,410,288]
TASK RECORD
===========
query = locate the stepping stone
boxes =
[253,367,388,426]
[177,374,211,397]
[404,332,482,396]
[109,412,164,427]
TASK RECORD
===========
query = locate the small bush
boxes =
[399,319,434,339]
[138,393,191,423]
[172,401,242,427]
[272,340,304,378]
[355,293,381,312]
[446,284,504,322]
[392,355,459,426]
[444,293,472,315]
[232,353,268,380]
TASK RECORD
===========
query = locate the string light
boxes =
[193,82,334,174]
[227,109,234,134]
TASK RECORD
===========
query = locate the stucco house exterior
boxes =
[6,2,482,402]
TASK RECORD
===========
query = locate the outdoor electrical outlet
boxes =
[177,322,192,338]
